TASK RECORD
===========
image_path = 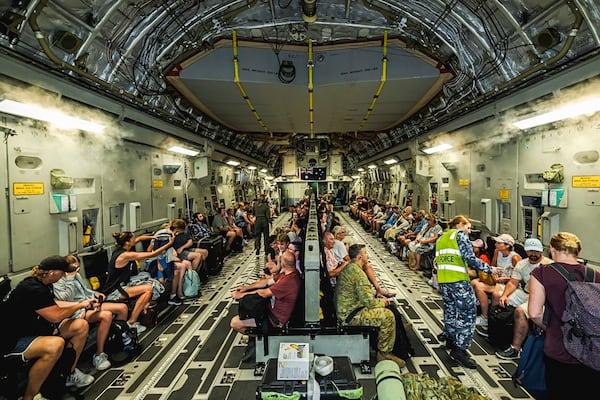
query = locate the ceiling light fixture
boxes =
[260,168,268,173]
[368,164,377,169]
[422,143,453,154]
[383,158,398,165]
[226,160,240,166]
[351,175,360,179]
[513,97,600,129]
[168,146,199,156]
[357,168,364,172]
[0,98,105,133]
[247,165,257,170]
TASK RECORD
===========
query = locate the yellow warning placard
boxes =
[152,180,164,188]
[572,176,600,188]
[13,182,44,195]
[459,179,470,186]
[499,189,510,200]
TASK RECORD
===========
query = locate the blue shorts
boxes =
[13,336,40,353]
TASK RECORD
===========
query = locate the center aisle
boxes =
[79,210,532,400]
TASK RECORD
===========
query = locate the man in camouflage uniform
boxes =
[335,244,405,368]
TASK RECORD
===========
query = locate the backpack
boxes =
[513,329,548,399]
[182,269,200,298]
[105,320,140,366]
[549,263,600,371]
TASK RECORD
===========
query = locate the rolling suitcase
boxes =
[197,235,223,275]
[256,356,362,399]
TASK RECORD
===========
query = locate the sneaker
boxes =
[66,368,95,388]
[92,352,111,371]
[128,322,147,334]
[475,325,489,337]
[496,345,522,360]
[33,393,49,400]
[242,239,249,246]
[476,315,488,327]
[241,339,256,363]
[376,351,406,368]
[449,349,477,369]
[168,296,183,306]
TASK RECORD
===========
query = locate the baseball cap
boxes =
[471,239,486,249]
[524,238,543,252]
[39,255,77,272]
[493,234,515,246]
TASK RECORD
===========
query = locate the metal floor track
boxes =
[75,211,533,400]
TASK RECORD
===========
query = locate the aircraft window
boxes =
[574,150,599,164]
[109,205,122,226]
[14,155,42,169]
[130,179,136,191]
[485,177,491,188]
[502,202,511,219]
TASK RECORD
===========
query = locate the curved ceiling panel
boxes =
[0,0,598,174]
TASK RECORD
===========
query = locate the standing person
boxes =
[435,215,497,369]
[4,255,96,396]
[335,244,404,368]
[529,232,600,399]
[102,231,174,334]
[53,255,129,370]
[252,194,271,257]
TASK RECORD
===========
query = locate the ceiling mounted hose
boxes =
[232,30,270,134]
[357,30,388,132]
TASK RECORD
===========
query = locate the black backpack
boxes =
[105,320,140,365]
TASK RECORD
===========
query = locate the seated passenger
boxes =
[101,231,174,334]
[494,238,551,359]
[147,232,192,306]
[4,255,97,397]
[53,255,129,371]
[473,233,522,335]
[396,209,426,256]
[170,218,209,272]
[212,207,237,253]
[333,228,395,298]
[229,250,301,358]
[406,213,443,271]
[335,244,405,368]
[189,212,213,242]
[322,231,349,288]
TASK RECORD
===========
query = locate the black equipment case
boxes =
[196,235,223,275]
[256,356,362,400]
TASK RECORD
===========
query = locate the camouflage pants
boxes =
[350,307,396,352]
[439,280,476,350]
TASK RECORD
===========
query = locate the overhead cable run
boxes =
[232,30,270,134]
[358,30,388,132]
[308,39,314,137]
